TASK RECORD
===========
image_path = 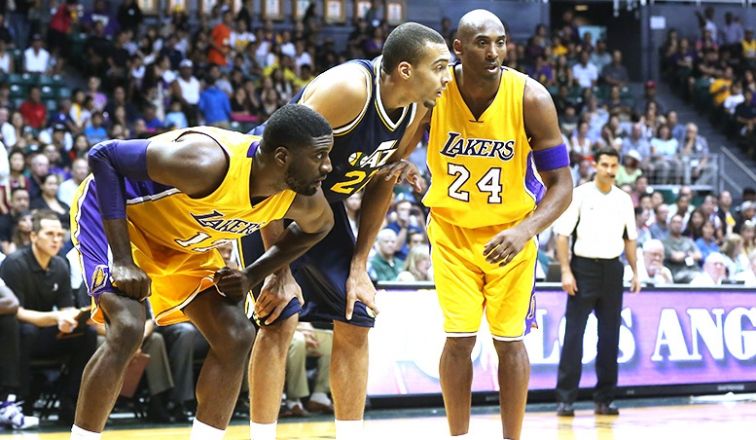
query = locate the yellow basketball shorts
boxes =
[426,213,538,340]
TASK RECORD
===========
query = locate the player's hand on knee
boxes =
[255,271,302,325]
[111,263,152,301]
[213,267,248,303]
[345,271,379,320]
[483,227,530,266]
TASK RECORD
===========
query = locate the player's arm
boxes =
[87,134,228,300]
[484,78,573,265]
[228,190,334,323]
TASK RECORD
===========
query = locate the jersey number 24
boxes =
[447,163,502,203]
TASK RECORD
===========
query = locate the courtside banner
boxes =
[367,287,756,396]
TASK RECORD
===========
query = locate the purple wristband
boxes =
[88,139,151,220]
[532,143,569,171]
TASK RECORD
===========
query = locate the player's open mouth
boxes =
[486,64,499,72]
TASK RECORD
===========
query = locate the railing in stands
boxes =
[720,146,756,196]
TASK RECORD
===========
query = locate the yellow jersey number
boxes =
[330,169,378,195]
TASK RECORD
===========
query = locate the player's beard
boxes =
[285,169,319,196]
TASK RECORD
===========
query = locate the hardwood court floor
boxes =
[2,401,754,439]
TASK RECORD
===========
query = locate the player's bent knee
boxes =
[220,319,256,357]
[107,318,145,358]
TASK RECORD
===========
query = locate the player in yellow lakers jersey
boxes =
[423,10,573,439]
[68,105,335,440]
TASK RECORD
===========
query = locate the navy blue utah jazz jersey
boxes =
[242,57,417,328]
[293,58,417,202]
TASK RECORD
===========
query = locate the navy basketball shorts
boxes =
[239,201,376,328]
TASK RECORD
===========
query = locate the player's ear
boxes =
[397,61,412,80]
[453,39,463,58]
[273,146,290,167]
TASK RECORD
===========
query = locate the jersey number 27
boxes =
[447,164,502,203]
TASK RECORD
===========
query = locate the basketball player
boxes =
[422,10,573,439]
[68,105,335,440]
[239,23,451,440]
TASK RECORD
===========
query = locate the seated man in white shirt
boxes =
[625,239,673,285]
[23,34,50,74]
[689,252,728,286]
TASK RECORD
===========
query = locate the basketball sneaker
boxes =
[0,396,40,430]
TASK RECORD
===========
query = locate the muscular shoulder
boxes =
[147,133,228,197]
[300,63,371,129]
[523,77,555,113]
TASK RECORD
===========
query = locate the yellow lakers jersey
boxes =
[423,67,544,229]
[84,126,297,255]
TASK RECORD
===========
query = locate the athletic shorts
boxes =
[239,201,375,328]
[426,213,538,340]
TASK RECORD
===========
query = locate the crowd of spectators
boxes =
[0,0,754,430]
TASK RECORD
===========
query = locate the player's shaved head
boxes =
[382,22,446,73]
[456,9,505,42]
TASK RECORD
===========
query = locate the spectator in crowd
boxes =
[690,252,728,286]
[173,59,201,126]
[23,34,50,74]
[650,204,671,240]
[649,124,680,183]
[208,9,233,67]
[0,210,97,424]
[368,228,404,283]
[634,207,652,248]
[636,239,674,285]
[570,120,593,158]
[616,150,643,187]
[733,251,756,285]
[283,324,333,417]
[5,150,31,197]
[19,87,46,130]
[0,40,14,74]
[717,190,737,236]
[572,50,599,89]
[30,174,70,230]
[663,214,702,283]
[720,233,752,279]
[0,188,29,254]
[741,220,755,255]
[58,158,89,207]
[695,220,720,263]
[735,201,755,233]
[385,199,423,260]
[683,209,706,240]
[84,112,109,145]
[199,68,232,127]
[396,245,432,282]
[601,50,630,87]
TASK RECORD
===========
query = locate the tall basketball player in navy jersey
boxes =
[240,23,451,440]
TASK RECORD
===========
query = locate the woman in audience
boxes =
[6,149,30,197]
[30,174,70,230]
[720,234,751,278]
[695,220,720,263]
[741,220,755,256]
[570,120,593,158]
[683,209,706,240]
[397,245,433,282]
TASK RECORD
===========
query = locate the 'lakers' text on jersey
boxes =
[294,57,416,202]
[423,66,545,229]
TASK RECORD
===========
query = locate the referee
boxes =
[553,148,641,417]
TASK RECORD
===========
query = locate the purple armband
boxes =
[532,143,569,171]
[88,139,151,220]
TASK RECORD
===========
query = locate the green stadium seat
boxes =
[57,87,71,99]
[45,100,57,112]
[40,85,55,99]
[9,84,25,99]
